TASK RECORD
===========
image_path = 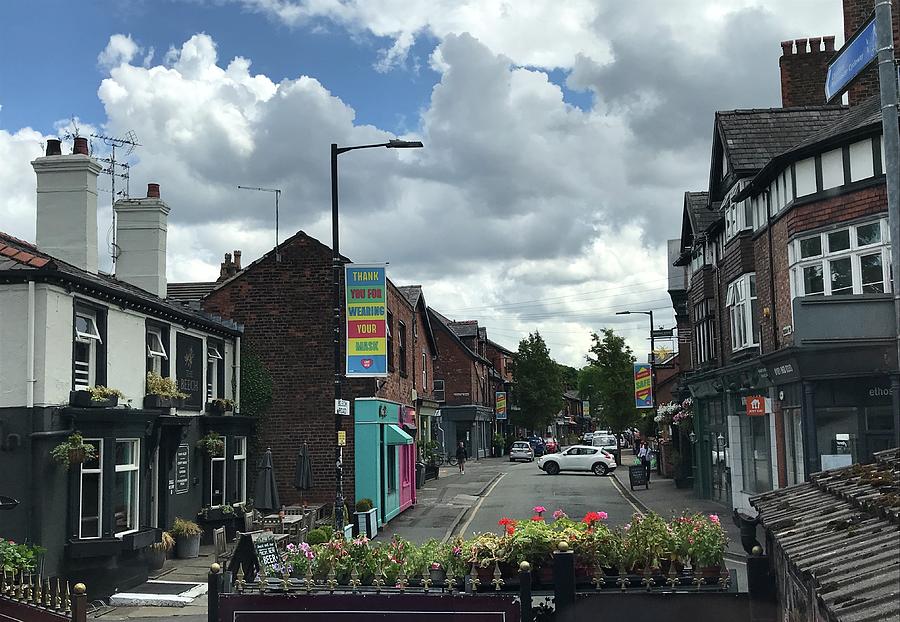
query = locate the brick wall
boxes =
[411,303,436,398]
[431,320,489,407]
[376,282,417,405]
[779,37,838,107]
[843,0,900,105]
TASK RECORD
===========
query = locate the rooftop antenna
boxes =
[237,186,282,262]
[91,130,141,264]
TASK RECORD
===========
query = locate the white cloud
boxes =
[0,126,49,243]
[97,34,141,69]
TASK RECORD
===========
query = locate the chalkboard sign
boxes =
[175,444,190,494]
[628,464,649,490]
[251,531,282,577]
[175,333,204,409]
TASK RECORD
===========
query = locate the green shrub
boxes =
[355,498,374,512]
[305,528,331,546]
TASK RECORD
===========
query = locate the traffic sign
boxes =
[335,398,351,416]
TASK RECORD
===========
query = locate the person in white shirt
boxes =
[638,442,651,482]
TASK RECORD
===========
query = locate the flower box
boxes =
[144,395,184,409]
[355,508,378,539]
[206,401,229,415]
[69,390,118,408]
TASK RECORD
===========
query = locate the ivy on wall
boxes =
[239,348,273,418]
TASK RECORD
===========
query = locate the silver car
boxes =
[509,441,534,462]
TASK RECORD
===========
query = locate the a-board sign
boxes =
[628,464,649,490]
[251,531,281,577]
[175,444,190,494]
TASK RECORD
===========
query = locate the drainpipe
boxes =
[234,336,241,414]
[26,280,35,408]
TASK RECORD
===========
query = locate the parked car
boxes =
[509,441,535,462]
[526,436,546,457]
[582,432,594,444]
[591,433,619,454]
[543,437,559,453]
[536,445,617,476]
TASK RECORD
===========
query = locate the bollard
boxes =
[518,561,532,622]
[208,563,221,622]
[552,541,575,618]
[71,583,87,622]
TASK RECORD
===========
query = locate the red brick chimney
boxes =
[842,0,900,105]
[779,36,838,107]
[217,250,242,281]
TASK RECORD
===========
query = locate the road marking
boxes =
[454,472,506,537]
[608,473,645,516]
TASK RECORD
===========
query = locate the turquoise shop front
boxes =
[354,398,415,527]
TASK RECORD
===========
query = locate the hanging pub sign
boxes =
[495,392,507,420]
[345,264,388,377]
[633,363,653,409]
[175,333,204,409]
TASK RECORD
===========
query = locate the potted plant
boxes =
[50,433,97,469]
[354,498,378,539]
[147,531,175,570]
[69,386,124,408]
[0,540,45,574]
[686,513,728,580]
[144,372,188,409]
[171,517,203,559]
[196,432,225,457]
[206,398,234,416]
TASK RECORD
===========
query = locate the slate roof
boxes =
[449,320,479,338]
[686,191,716,233]
[0,230,241,336]
[563,389,581,401]
[717,105,849,174]
[427,308,490,364]
[751,448,900,622]
[168,281,217,301]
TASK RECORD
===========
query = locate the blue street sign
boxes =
[826,15,877,102]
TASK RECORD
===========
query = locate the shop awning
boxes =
[385,424,414,446]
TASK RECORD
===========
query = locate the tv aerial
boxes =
[91,130,142,263]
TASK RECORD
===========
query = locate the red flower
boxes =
[505,525,515,535]
[530,515,544,521]
[498,517,514,526]
[582,511,604,524]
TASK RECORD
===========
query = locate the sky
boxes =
[0,0,843,367]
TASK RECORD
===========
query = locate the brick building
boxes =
[181,231,437,522]
[668,0,899,514]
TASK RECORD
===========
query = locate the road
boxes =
[457,460,640,536]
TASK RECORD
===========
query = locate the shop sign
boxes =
[495,391,507,420]
[746,395,766,416]
[175,443,190,494]
[345,264,388,377]
[633,363,653,409]
[175,333,204,409]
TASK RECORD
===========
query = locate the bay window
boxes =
[726,273,759,351]
[790,218,892,297]
[114,439,140,535]
[79,439,102,539]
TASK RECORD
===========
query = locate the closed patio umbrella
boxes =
[294,443,312,504]
[254,447,280,513]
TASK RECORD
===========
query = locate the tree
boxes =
[511,331,563,433]
[583,329,640,458]
[555,363,579,390]
[577,365,603,423]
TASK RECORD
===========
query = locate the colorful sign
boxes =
[825,14,877,102]
[345,264,388,377]
[633,363,653,409]
[495,392,507,420]
[746,395,766,416]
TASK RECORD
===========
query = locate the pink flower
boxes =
[552,509,567,520]
[533,505,546,514]
[597,511,608,521]
[709,514,720,524]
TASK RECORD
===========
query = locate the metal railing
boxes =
[0,571,87,622]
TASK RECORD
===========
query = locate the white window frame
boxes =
[207,345,222,400]
[789,218,892,298]
[210,437,227,508]
[114,438,140,537]
[422,351,427,391]
[79,438,103,539]
[726,274,759,351]
[233,436,247,505]
[74,312,101,390]
[147,329,167,375]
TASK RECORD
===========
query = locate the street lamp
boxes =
[331,138,423,533]
[616,309,656,404]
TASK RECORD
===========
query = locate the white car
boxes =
[537,444,617,476]
[509,441,535,462]
[591,433,619,453]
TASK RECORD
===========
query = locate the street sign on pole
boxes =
[335,399,350,416]
[825,13,877,102]
[651,328,673,339]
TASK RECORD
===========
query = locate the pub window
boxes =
[74,311,102,390]
[211,437,227,507]
[233,436,247,504]
[79,438,103,539]
[387,312,394,372]
[114,439,140,536]
[207,345,223,401]
[147,328,167,375]
[398,321,407,376]
[433,379,445,402]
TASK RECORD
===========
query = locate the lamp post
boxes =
[616,309,656,406]
[331,139,423,532]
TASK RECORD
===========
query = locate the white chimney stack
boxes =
[113,183,170,298]
[32,137,101,273]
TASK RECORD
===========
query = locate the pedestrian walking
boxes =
[456,441,468,474]
[638,441,651,482]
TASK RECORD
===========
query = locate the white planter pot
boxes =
[355,508,378,539]
[343,523,354,541]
